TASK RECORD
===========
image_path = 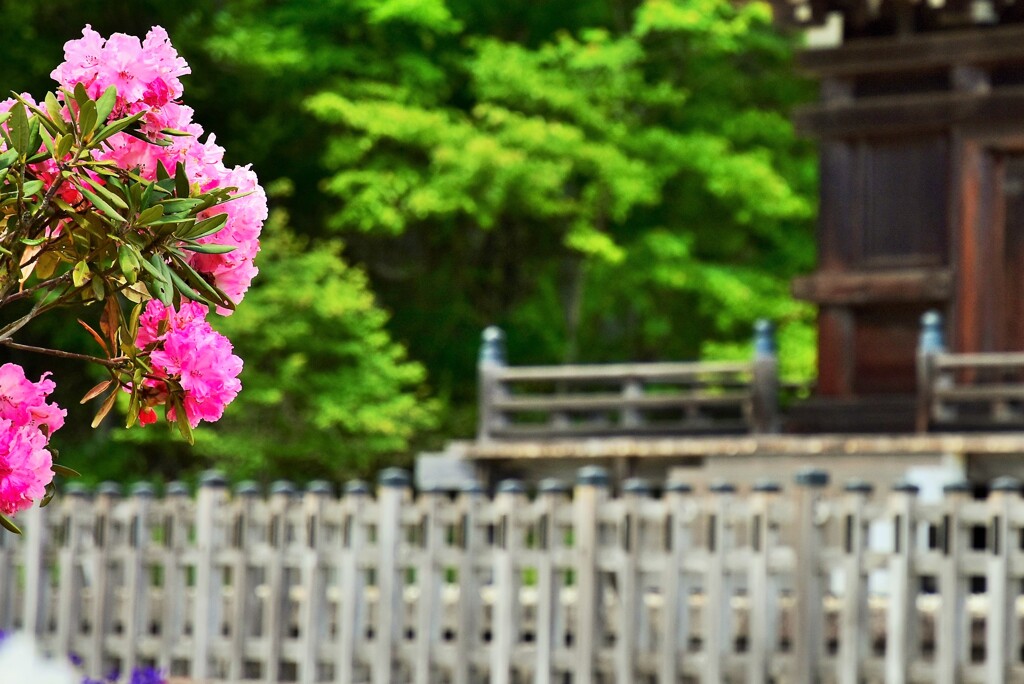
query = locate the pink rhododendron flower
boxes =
[51,26,266,312]
[0,364,63,515]
[135,300,243,428]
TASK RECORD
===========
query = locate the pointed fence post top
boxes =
[754,319,776,357]
[919,309,946,353]
[479,326,507,366]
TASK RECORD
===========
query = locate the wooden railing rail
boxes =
[917,311,1024,431]
[477,321,780,440]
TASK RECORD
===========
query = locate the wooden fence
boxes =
[5,467,1024,683]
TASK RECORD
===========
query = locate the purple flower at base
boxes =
[128,667,165,684]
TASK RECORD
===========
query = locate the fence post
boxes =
[299,480,333,684]
[228,480,262,683]
[337,480,370,684]
[793,468,829,684]
[837,479,872,684]
[122,482,155,676]
[615,478,650,684]
[414,485,444,684]
[87,481,122,677]
[574,466,608,683]
[453,480,485,684]
[534,478,569,684]
[160,481,191,675]
[20,499,47,640]
[752,320,780,433]
[937,480,970,684]
[661,481,694,683]
[478,326,508,441]
[917,310,945,432]
[748,479,782,684]
[264,480,296,684]
[885,480,919,684]
[705,481,736,683]
[193,470,227,682]
[985,477,1020,684]
[492,479,526,684]
[54,484,90,658]
[375,468,409,684]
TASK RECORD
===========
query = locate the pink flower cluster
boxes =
[51,26,267,311]
[135,300,243,429]
[0,364,65,516]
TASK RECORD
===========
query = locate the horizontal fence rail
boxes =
[6,468,1024,682]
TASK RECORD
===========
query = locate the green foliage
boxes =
[115,210,438,483]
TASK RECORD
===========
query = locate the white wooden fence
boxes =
[3,467,1024,683]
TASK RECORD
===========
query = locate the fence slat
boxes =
[573,467,608,684]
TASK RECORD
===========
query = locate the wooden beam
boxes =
[795,87,1024,138]
[797,24,1024,77]
[792,267,952,304]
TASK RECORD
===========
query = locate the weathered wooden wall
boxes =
[4,468,1024,683]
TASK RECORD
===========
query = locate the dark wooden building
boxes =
[773,1,1024,430]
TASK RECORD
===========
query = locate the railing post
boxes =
[478,326,508,441]
[574,466,609,683]
[917,310,946,432]
[414,485,444,684]
[88,481,122,678]
[20,497,48,640]
[793,468,829,684]
[375,468,410,684]
[837,479,872,684]
[985,477,1020,684]
[54,484,90,659]
[193,470,227,682]
[752,319,780,433]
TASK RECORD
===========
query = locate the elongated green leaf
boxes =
[52,462,81,479]
[55,134,73,159]
[161,198,204,214]
[91,111,145,146]
[79,186,123,222]
[95,85,117,123]
[81,175,129,210]
[136,205,164,225]
[44,92,63,126]
[166,266,202,302]
[180,212,228,240]
[174,162,189,197]
[72,260,90,288]
[9,103,29,154]
[21,180,44,196]
[0,514,22,535]
[180,242,236,255]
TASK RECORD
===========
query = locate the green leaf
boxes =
[55,134,73,159]
[9,103,30,154]
[91,111,145,146]
[81,175,129,210]
[72,260,90,288]
[78,100,98,139]
[0,148,18,174]
[136,205,164,226]
[21,180,44,196]
[166,266,203,302]
[95,85,117,124]
[73,82,89,109]
[0,514,22,535]
[180,242,236,255]
[52,464,82,478]
[44,92,63,126]
[78,186,123,222]
[180,212,228,240]
[118,245,139,284]
[139,254,169,282]
[174,162,190,197]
